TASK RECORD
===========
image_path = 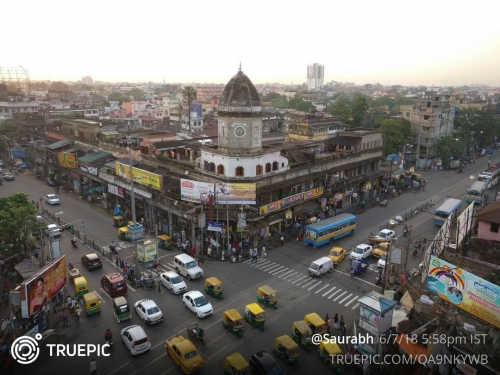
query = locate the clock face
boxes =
[234,126,247,138]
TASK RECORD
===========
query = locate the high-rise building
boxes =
[82,76,93,85]
[307,63,324,91]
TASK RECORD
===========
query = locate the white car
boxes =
[377,254,387,268]
[350,244,373,261]
[44,194,60,205]
[372,229,395,241]
[182,291,213,319]
[134,299,163,325]
[44,224,61,237]
[160,271,188,294]
[121,325,152,356]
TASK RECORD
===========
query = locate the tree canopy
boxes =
[50,81,69,91]
[435,135,466,169]
[326,93,369,126]
[454,107,500,153]
[0,118,26,145]
[270,95,315,112]
[377,118,412,156]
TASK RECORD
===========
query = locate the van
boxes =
[101,272,127,297]
[173,254,204,280]
[308,257,333,277]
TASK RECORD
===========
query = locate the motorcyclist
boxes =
[403,225,409,236]
[71,236,78,246]
[69,263,74,270]
[110,241,117,252]
[104,328,113,342]
[197,327,204,339]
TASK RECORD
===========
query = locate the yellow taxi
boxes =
[372,242,389,258]
[327,247,346,265]
[165,335,205,374]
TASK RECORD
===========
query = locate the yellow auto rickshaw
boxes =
[318,341,343,372]
[82,292,101,316]
[291,320,312,350]
[257,285,277,309]
[273,335,300,366]
[158,234,172,250]
[223,352,250,375]
[118,227,131,241]
[243,303,265,329]
[113,296,131,323]
[204,277,223,299]
[73,276,89,299]
[222,309,244,337]
[113,215,125,228]
[304,312,327,335]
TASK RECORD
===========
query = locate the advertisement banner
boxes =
[57,152,77,168]
[108,184,124,198]
[20,256,66,318]
[137,240,158,263]
[259,187,324,215]
[180,179,215,204]
[208,221,223,232]
[215,182,256,205]
[116,162,162,190]
[426,256,500,328]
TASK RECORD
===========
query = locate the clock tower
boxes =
[217,66,262,154]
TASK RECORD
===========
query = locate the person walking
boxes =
[339,315,344,328]
[75,306,81,324]
[324,314,331,335]
[67,295,72,310]
[333,313,339,330]
[199,250,205,264]
[252,248,258,263]
[261,245,267,258]
[89,359,97,375]
[71,298,76,313]
[340,322,346,336]
[61,309,68,326]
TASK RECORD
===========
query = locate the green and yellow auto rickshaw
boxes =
[318,341,343,372]
[222,309,244,337]
[223,352,250,375]
[158,234,172,250]
[304,312,327,335]
[257,285,277,309]
[113,296,131,323]
[82,292,101,316]
[273,335,300,366]
[118,227,131,241]
[73,276,89,299]
[113,215,125,228]
[243,303,265,330]
[291,320,312,350]
[204,277,223,299]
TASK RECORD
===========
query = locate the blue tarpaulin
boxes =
[11,150,26,159]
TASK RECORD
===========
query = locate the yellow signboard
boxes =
[58,152,77,168]
[259,187,324,216]
[116,162,162,190]
[137,240,158,263]
[215,182,256,205]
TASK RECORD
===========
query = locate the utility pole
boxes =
[415,107,422,165]
[381,240,392,295]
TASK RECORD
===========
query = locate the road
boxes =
[2,155,497,375]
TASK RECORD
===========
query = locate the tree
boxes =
[454,108,500,153]
[50,81,69,91]
[126,88,145,100]
[182,86,197,132]
[435,135,465,169]
[261,92,281,102]
[351,96,369,127]
[108,92,130,105]
[378,118,411,156]
[326,101,351,124]
[0,118,26,143]
[0,193,40,257]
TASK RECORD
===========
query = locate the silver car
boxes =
[45,194,60,205]
[160,271,187,294]
[121,325,151,356]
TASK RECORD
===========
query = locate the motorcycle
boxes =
[403,227,408,237]
[104,329,114,346]
[457,168,463,173]
[71,239,78,248]
[375,271,383,285]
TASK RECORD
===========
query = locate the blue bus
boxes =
[304,213,356,248]
[433,198,462,226]
[466,181,487,204]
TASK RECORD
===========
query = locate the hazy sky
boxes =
[3,0,500,86]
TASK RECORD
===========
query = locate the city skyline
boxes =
[2,0,500,87]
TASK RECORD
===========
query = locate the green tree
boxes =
[326,101,351,124]
[351,96,369,127]
[182,86,197,131]
[261,92,281,102]
[108,92,130,104]
[435,135,465,169]
[0,118,26,143]
[454,108,500,153]
[126,88,145,100]
[0,193,40,257]
[50,81,69,91]
[270,95,289,109]
[378,118,411,156]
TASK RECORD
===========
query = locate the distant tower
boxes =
[307,63,324,91]
[0,66,30,94]
[82,76,93,85]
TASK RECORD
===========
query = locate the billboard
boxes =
[426,256,500,328]
[116,161,162,190]
[215,182,256,205]
[20,256,66,318]
[57,152,77,168]
[180,179,215,205]
[259,187,324,215]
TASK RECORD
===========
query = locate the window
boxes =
[217,164,224,175]
[265,163,271,173]
[256,165,263,175]
[491,223,499,233]
[235,166,244,177]
[272,161,279,171]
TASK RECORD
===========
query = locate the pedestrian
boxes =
[199,250,205,264]
[58,288,64,305]
[61,309,68,325]
[3,278,9,291]
[89,358,97,375]
[132,251,136,260]
[120,259,124,269]
[340,315,344,327]
[333,313,339,330]
[297,232,302,242]
[67,295,72,309]
[115,254,119,267]
[340,322,346,336]
[252,248,258,263]
[2,291,9,306]
[324,314,331,335]
[207,247,212,258]
[261,245,267,258]
[71,297,76,312]
[75,306,81,324]
[4,353,14,373]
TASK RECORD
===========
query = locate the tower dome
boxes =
[218,67,261,116]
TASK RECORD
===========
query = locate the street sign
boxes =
[488,150,493,156]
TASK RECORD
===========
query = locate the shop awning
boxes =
[86,186,103,194]
[395,334,427,363]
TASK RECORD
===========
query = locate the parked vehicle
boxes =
[158,234,172,250]
[244,303,266,329]
[318,341,343,372]
[304,313,327,335]
[3,173,14,181]
[272,335,300,366]
[44,194,60,205]
[249,351,284,375]
[45,177,58,186]
[113,216,125,228]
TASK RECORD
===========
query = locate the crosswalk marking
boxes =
[267,266,284,274]
[339,293,353,304]
[327,289,343,299]
[243,259,253,264]
[271,268,288,276]
[251,260,271,268]
[261,264,281,272]
[281,272,298,280]
[308,281,322,290]
[291,275,308,284]
[351,303,359,310]
[333,291,348,302]
[295,277,311,286]
[344,296,358,307]
[315,284,329,294]
[301,280,317,288]
[254,261,274,269]
[278,270,295,278]
[323,287,336,297]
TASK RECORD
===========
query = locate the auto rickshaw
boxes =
[113,215,125,228]
[69,267,80,282]
[73,276,89,299]
[273,335,300,366]
[113,296,131,323]
[204,277,223,299]
[82,292,101,316]
[257,285,277,309]
[304,312,327,335]
[291,320,312,350]
[222,309,244,337]
[223,352,250,375]
[318,341,343,372]
[243,303,265,329]
[158,234,172,250]
[118,227,131,241]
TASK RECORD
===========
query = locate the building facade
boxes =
[307,63,324,91]
[196,85,225,101]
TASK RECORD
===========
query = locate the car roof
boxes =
[103,272,124,281]
[47,224,58,228]
[185,291,202,298]
[175,253,196,262]
[47,194,57,197]
[380,229,392,233]
[85,253,99,260]
[137,299,158,308]
[124,325,147,338]
[162,271,180,278]
[252,351,277,366]
[357,244,370,248]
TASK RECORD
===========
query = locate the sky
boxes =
[2,0,500,87]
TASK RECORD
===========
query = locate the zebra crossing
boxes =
[242,259,361,310]
[102,241,134,252]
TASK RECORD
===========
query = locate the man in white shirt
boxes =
[89,359,97,375]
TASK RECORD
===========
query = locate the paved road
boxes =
[2,155,497,375]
